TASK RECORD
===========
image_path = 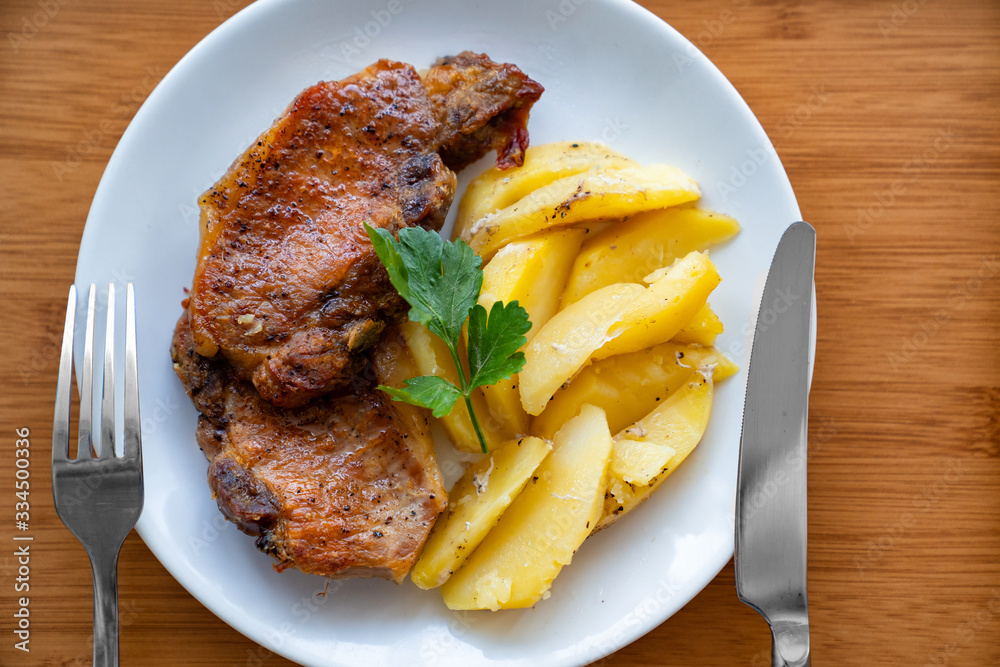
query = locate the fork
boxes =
[52,283,144,667]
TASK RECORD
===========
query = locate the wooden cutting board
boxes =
[1,0,998,664]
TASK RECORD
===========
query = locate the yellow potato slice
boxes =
[411,436,552,589]
[519,251,719,416]
[474,379,527,441]
[441,405,612,610]
[398,320,511,453]
[596,369,714,531]
[610,439,676,486]
[476,228,586,435]
[531,341,737,438]
[474,378,526,441]
[480,228,586,342]
[562,205,740,305]
[465,164,701,259]
[454,141,636,241]
[519,282,644,416]
[592,251,720,360]
[671,303,724,346]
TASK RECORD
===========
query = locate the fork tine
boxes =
[52,285,77,462]
[101,283,116,458]
[123,283,142,461]
[77,284,97,460]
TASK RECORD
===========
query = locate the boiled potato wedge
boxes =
[454,141,636,241]
[592,251,720,360]
[398,320,511,452]
[610,438,676,486]
[519,282,644,416]
[596,370,714,531]
[464,164,701,259]
[671,303,724,346]
[562,205,740,305]
[476,229,586,434]
[531,341,737,438]
[519,251,719,415]
[475,378,526,440]
[480,228,586,342]
[411,436,552,589]
[441,405,612,610]
[475,377,527,440]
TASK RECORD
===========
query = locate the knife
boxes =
[735,221,816,667]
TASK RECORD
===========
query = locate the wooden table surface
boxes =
[2,0,998,664]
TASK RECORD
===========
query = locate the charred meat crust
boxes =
[207,455,281,541]
[425,51,544,171]
[171,304,228,420]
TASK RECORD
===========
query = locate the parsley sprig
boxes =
[365,223,531,453]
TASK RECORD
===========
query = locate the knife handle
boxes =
[771,619,810,667]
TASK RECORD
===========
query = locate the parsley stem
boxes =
[463,393,489,454]
[445,341,489,454]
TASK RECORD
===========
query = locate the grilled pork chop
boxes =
[173,313,446,582]
[187,53,543,408]
[173,53,542,581]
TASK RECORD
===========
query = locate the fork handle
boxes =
[89,547,121,667]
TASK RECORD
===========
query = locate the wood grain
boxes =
[1,0,998,664]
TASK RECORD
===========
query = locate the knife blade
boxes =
[735,221,816,667]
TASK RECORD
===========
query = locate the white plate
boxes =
[74,0,804,664]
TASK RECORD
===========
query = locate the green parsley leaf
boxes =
[364,224,530,453]
[467,300,531,390]
[371,225,483,345]
[365,224,411,303]
[379,376,462,418]
[433,237,484,342]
